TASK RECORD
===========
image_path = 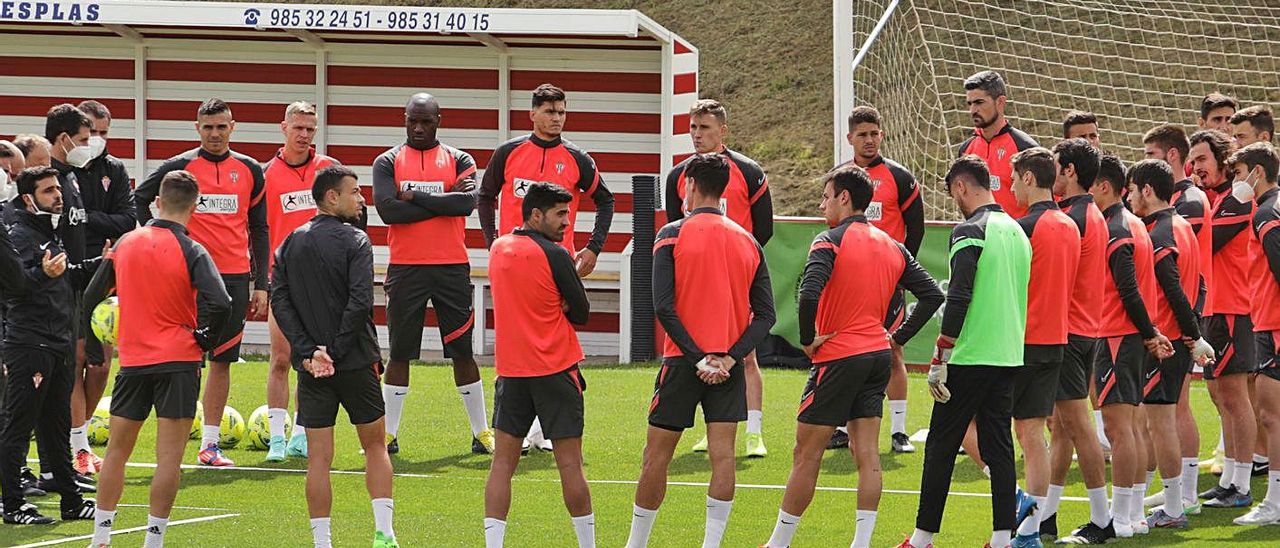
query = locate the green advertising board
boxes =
[763,219,954,365]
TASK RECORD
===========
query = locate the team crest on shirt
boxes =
[870,179,883,191]
[513,178,538,198]
[436,155,446,168]
[196,193,239,214]
[555,162,565,174]
[101,176,111,192]
[31,372,42,388]
[229,171,239,184]
[280,190,316,212]
[997,148,1007,161]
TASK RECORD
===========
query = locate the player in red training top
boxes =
[956,70,1039,218]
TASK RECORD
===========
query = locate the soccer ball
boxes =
[218,406,246,449]
[90,296,119,345]
[246,404,292,450]
[87,397,111,445]
[190,401,204,440]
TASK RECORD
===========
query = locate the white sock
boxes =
[142,515,168,548]
[201,425,220,448]
[1181,457,1199,504]
[292,412,306,438]
[889,400,907,435]
[311,517,332,548]
[1094,410,1106,435]
[746,410,763,435]
[1162,477,1184,517]
[990,529,1011,548]
[1086,486,1110,528]
[71,423,91,453]
[766,509,801,548]
[909,528,934,548]
[852,509,877,548]
[1255,452,1270,465]
[702,496,733,548]
[484,517,506,548]
[1041,485,1064,523]
[458,381,489,436]
[92,508,116,546]
[1266,470,1280,506]
[571,513,596,548]
[1130,483,1147,523]
[372,498,394,538]
[268,408,287,439]
[626,505,657,548]
[1016,496,1044,536]
[382,384,408,438]
[1220,458,1236,489]
[1111,487,1132,528]
[1234,460,1252,494]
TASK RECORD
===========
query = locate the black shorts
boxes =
[1203,314,1257,379]
[1095,334,1145,406]
[1014,345,1063,419]
[210,274,249,363]
[796,350,891,426]
[1142,341,1191,405]
[110,367,201,421]
[492,365,585,440]
[648,357,747,431]
[1057,334,1098,401]
[297,366,385,429]
[384,264,474,361]
[883,288,906,332]
[1257,330,1280,383]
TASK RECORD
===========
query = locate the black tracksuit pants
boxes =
[0,345,81,511]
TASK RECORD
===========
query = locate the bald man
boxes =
[372,94,493,457]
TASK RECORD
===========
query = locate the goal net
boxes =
[844,0,1280,221]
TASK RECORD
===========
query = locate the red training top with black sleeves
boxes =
[1059,193,1108,338]
[957,122,1040,218]
[1172,179,1214,314]
[653,207,776,363]
[1250,188,1280,331]
[834,156,924,254]
[82,219,232,372]
[1144,208,1202,340]
[478,134,614,255]
[797,216,942,362]
[263,147,337,273]
[489,227,589,377]
[372,142,477,265]
[1209,182,1257,316]
[1099,202,1159,338]
[666,147,774,245]
[134,148,269,289]
[1017,200,1082,345]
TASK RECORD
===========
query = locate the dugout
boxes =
[0,0,699,360]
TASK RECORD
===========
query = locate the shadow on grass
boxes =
[664,451,758,478]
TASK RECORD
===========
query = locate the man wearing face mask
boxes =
[0,167,98,525]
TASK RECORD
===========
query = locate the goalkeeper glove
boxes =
[928,336,954,403]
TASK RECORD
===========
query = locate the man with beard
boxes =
[957,70,1040,218]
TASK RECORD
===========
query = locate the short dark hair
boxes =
[198,98,232,118]
[963,70,1006,99]
[1229,105,1274,140]
[1053,138,1102,190]
[945,154,991,191]
[44,103,91,143]
[1127,159,1176,202]
[76,100,111,120]
[531,84,566,109]
[823,164,874,211]
[684,153,732,198]
[1142,124,1190,163]
[1096,154,1127,194]
[521,181,574,221]
[1200,92,1238,120]
[312,165,358,205]
[1227,142,1280,184]
[16,166,58,195]
[691,99,728,125]
[1011,147,1056,189]
[847,105,882,129]
[159,171,201,211]
[1062,110,1097,139]
[1189,129,1232,172]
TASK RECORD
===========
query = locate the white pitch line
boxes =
[10,513,240,548]
[33,502,230,512]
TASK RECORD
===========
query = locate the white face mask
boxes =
[63,136,95,169]
[24,195,61,229]
[87,135,106,159]
[1231,178,1256,203]
[0,170,13,202]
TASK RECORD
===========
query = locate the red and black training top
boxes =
[654,207,776,363]
[1099,202,1159,339]
[1172,179,1213,314]
[489,227,590,378]
[797,216,942,363]
[372,141,477,266]
[1059,194,1109,338]
[1017,201,1081,348]
[666,147,774,245]
[1144,208,1202,340]
[957,122,1040,218]
[263,147,338,275]
[833,156,924,254]
[1209,182,1257,316]
[83,219,232,372]
[479,134,614,255]
[135,148,269,289]
[1250,188,1280,332]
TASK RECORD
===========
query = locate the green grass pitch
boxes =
[1,362,1272,547]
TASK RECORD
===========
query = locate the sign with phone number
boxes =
[245,6,491,32]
